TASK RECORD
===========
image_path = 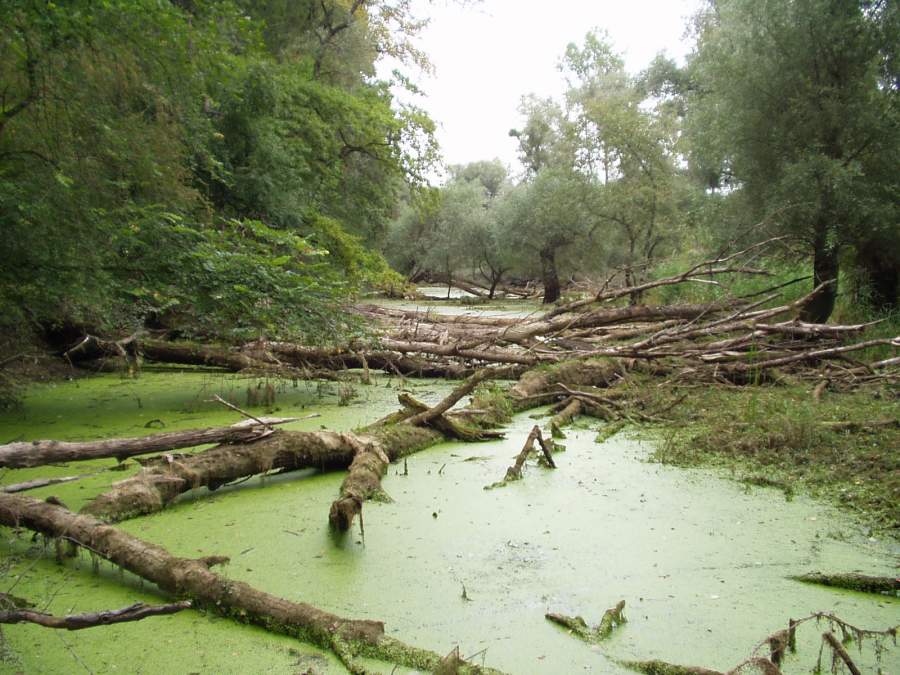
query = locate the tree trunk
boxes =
[800,222,839,323]
[0,417,297,469]
[81,359,625,523]
[540,246,561,304]
[856,240,898,311]
[0,494,500,674]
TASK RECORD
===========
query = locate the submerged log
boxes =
[0,417,298,469]
[81,426,441,522]
[82,358,627,523]
[621,657,781,675]
[790,572,900,595]
[3,475,90,493]
[486,425,556,489]
[0,494,501,674]
[621,661,725,675]
[0,600,191,630]
[545,600,626,643]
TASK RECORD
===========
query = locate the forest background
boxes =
[1,0,898,381]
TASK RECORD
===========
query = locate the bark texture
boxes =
[0,600,191,630]
[0,417,297,468]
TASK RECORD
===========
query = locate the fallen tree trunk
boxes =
[355,305,521,327]
[0,600,191,630]
[0,494,501,674]
[545,600,626,643]
[81,358,627,523]
[329,370,492,531]
[140,339,268,371]
[497,303,732,346]
[80,426,441,522]
[790,572,899,594]
[244,341,477,377]
[487,425,556,489]
[548,397,583,437]
[0,417,298,469]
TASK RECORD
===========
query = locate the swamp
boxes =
[1,1,898,673]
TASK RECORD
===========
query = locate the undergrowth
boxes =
[646,380,899,534]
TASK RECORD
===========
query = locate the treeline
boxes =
[388,0,900,318]
[0,0,434,349]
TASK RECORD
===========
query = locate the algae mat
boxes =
[0,370,897,674]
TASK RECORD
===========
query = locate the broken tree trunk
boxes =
[0,417,298,468]
[790,572,900,595]
[81,426,442,522]
[0,600,191,630]
[545,600,626,643]
[81,359,626,523]
[329,369,495,531]
[822,632,862,675]
[548,397,583,438]
[486,425,556,489]
[0,494,501,674]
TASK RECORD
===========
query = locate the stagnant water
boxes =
[0,369,897,674]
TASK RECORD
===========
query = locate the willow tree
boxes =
[562,32,687,299]
[686,0,900,319]
[499,168,600,304]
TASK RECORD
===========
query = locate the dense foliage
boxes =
[391,1,898,313]
[2,0,897,351]
[0,0,432,348]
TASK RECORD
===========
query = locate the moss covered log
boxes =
[0,494,503,674]
[790,572,899,595]
[81,358,626,524]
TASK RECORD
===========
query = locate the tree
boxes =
[509,96,564,176]
[0,0,436,353]
[501,168,600,304]
[686,0,900,319]
[562,32,686,301]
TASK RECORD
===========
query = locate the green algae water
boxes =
[1,370,897,674]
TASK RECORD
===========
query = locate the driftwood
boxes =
[0,494,501,674]
[0,600,191,630]
[790,571,900,594]
[2,474,90,493]
[546,600,626,643]
[486,425,556,490]
[623,611,896,675]
[80,359,624,524]
[0,417,298,468]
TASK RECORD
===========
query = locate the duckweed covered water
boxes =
[1,370,897,674]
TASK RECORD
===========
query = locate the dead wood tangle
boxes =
[2,245,897,674]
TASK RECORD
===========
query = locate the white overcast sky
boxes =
[380,0,703,179]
